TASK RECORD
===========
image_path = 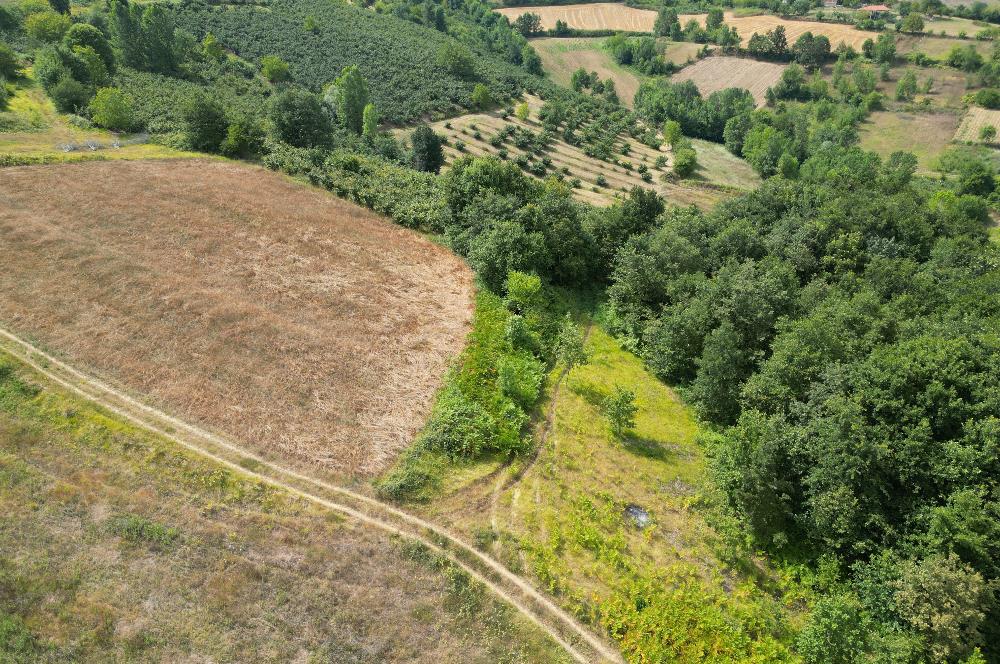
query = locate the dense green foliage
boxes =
[171,0,537,123]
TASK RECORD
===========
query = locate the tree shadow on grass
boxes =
[568,380,606,409]
[619,433,675,462]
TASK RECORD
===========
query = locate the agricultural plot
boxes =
[0,353,564,663]
[670,56,786,106]
[896,33,994,58]
[430,97,757,207]
[0,159,474,479]
[859,110,960,171]
[921,15,989,37]
[955,106,1000,143]
[496,2,657,32]
[660,40,704,66]
[497,5,877,49]
[532,37,645,106]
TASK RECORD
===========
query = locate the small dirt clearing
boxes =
[955,106,1000,144]
[671,56,786,106]
[0,159,474,479]
[497,5,876,49]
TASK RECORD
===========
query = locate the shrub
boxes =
[89,87,133,131]
[979,124,996,143]
[183,93,228,152]
[63,22,114,71]
[602,385,637,438]
[471,82,492,110]
[48,74,90,112]
[260,54,290,83]
[974,88,1000,109]
[515,102,529,121]
[0,43,19,80]
[219,118,264,157]
[25,10,69,42]
[411,124,444,173]
[422,383,496,459]
[596,174,608,187]
[268,88,331,148]
[673,145,697,177]
[436,41,474,79]
[108,514,179,547]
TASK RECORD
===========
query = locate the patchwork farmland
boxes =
[955,106,1000,143]
[497,4,878,49]
[0,159,474,479]
[428,97,758,207]
[671,56,786,106]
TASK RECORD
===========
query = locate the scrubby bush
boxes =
[183,93,228,152]
[25,10,69,42]
[268,88,331,148]
[261,55,290,83]
[48,74,90,112]
[89,87,133,130]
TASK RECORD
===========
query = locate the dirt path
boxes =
[0,326,623,664]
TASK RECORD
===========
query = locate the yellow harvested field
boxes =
[661,40,703,65]
[497,4,878,49]
[532,37,645,106]
[671,56,786,106]
[497,2,657,32]
[955,106,1000,143]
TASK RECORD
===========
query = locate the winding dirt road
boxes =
[0,326,622,664]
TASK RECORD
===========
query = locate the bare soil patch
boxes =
[0,159,474,478]
[671,56,786,106]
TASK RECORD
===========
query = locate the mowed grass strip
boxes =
[670,56,786,107]
[0,159,474,479]
[955,106,1000,143]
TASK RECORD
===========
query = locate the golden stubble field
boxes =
[0,159,474,479]
[497,4,877,49]
[670,56,786,106]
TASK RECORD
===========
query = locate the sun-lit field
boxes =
[0,159,474,480]
[0,80,190,162]
[921,15,990,37]
[859,110,960,171]
[497,4,878,49]
[896,32,994,58]
[955,106,1000,143]
[532,37,646,106]
[670,56,786,106]
[660,39,704,65]
[428,96,758,208]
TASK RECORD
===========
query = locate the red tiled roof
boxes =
[860,4,891,10]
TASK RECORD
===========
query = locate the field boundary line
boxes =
[0,326,623,664]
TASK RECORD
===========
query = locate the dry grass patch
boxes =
[955,106,1000,143]
[661,40,704,65]
[859,110,960,171]
[0,353,567,663]
[670,56,786,106]
[896,33,994,58]
[680,11,877,49]
[0,159,474,479]
[532,37,645,106]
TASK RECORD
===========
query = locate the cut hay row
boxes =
[497,4,877,49]
[670,56,786,107]
[955,106,1000,143]
[0,158,474,479]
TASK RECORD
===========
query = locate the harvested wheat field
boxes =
[671,56,786,106]
[955,106,1000,144]
[497,4,876,49]
[0,159,474,478]
[532,37,645,106]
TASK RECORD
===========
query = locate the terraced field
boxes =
[670,56,786,106]
[429,97,758,207]
[955,106,1000,143]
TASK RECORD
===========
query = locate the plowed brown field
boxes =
[0,159,474,478]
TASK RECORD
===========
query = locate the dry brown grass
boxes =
[496,5,877,49]
[955,106,1000,143]
[532,37,645,107]
[858,110,960,171]
[0,159,473,480]
[670,56,786,106]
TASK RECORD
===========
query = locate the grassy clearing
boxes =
[921,15,990,37]
[0,352,568,663]
[532,37,646,107]
[660,40,704,66]
[858,110,960,171]
[416,320,801,661]
[0,77,192,163]
[896,33,994,58]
